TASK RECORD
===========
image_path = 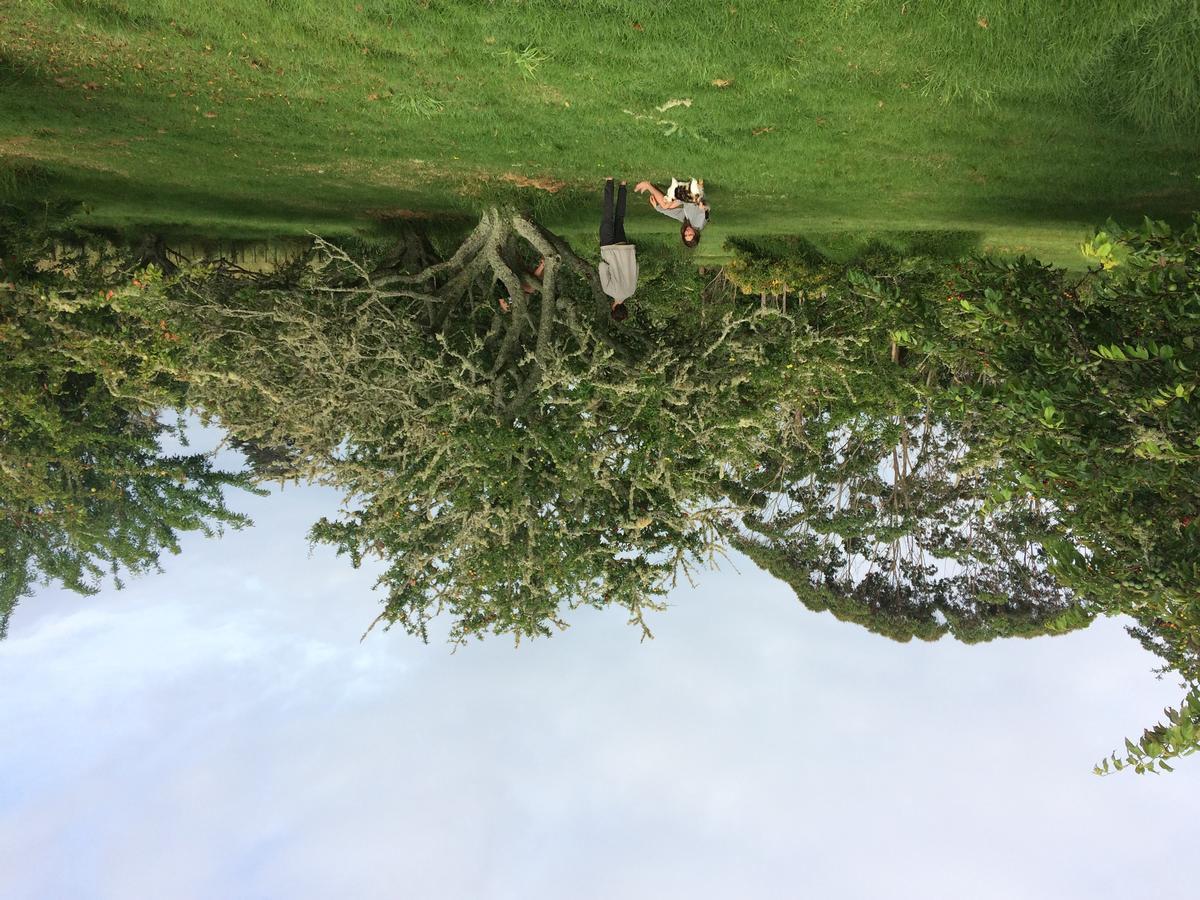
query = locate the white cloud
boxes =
[1,484,1195,900]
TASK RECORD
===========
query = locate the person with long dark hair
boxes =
[634,179,709,248]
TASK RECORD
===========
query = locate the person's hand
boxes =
[634,181,653,194]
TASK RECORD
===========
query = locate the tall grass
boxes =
[0,0,1195,253]
[1094,2,1200,136]
[0,160,49,200]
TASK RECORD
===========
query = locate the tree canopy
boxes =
[174,208,798,643]
[5,201,1198,773]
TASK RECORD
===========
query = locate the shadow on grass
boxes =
[728,229,985,265]
[5,161,479,241]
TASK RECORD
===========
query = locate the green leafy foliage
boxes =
[848,217,1200,616]
[723,237,842,299]
[739,215,1200,773]
[0,210,258,635]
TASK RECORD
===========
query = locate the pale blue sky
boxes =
[2,452,1196,899]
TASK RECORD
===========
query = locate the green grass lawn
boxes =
[2,0,1198,263]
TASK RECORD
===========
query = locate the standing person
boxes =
[599,178,635,321]
[634,180,708,248]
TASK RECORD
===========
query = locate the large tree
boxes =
[177,208,797,643]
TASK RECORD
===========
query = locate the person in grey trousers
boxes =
[599,178,636,321]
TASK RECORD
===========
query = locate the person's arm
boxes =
[597,256,614,297]
[634,181,680,209]
[520,257,546,295]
